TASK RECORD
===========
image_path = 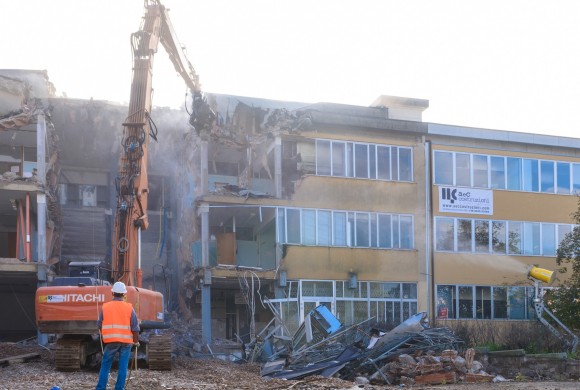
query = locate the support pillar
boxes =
[200,204,211,344]
[200,140,208,195]
[26,193,31,261]
[37,112,48,345]
[274,137,282,198]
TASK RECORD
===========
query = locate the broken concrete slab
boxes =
[414,371,457,385]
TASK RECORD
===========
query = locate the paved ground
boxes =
[1,342,579,390]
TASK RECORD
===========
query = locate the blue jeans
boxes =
[96,342,133,390]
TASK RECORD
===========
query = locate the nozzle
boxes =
[529,266,554,283]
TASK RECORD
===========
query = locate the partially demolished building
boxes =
[2,69,579,350]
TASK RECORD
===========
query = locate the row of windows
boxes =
[434,151,580,194]
[435,217,573,256]
[269,280,418,333]
[436,284,539,320]
[316,139,413,181]
[277,207,414,249]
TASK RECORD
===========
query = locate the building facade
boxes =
[189,93,579,343]
[429,123,580,324]
[2,70,577,344]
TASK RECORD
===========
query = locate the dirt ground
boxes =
[1,342,579,390]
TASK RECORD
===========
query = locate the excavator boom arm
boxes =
[112,0,207,287]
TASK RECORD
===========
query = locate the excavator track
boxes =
[147,333,172,370]
[55,337,88,371]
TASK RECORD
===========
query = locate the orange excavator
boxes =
[35,0,214,371]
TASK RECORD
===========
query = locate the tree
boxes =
[552,197,580,331]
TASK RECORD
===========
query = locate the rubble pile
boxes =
[372,348,494,386]
[257,309,500,386]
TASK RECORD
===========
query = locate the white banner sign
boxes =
[439,187,493,215]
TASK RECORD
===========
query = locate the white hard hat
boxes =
[111,281,127,294]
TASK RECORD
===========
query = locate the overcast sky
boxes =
[3,0,579,137]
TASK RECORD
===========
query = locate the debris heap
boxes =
[257,309,495,385]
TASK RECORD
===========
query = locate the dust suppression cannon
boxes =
[528,266,578,352]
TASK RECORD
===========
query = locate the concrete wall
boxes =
[477,350,580,380]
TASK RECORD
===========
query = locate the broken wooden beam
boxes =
[0,352,41,367]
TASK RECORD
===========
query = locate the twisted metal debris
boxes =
[258,309,464,382]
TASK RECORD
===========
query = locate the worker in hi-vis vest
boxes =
[95,281,140,390]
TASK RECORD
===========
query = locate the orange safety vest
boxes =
[101,301,134,344]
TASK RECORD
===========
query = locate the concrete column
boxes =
[36,113,48,345]
[201,140,208,195]
[200,204,211,344]
[274,137,282,198]
[36,113,47,267]
[167,178,178,311]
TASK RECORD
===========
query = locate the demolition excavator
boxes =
[35,0,214,371]
[528,266,579,352]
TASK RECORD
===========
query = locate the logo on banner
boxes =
[441,187,458,204]
[439,187,493,215]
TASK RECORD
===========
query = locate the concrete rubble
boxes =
[250,307,503,386]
